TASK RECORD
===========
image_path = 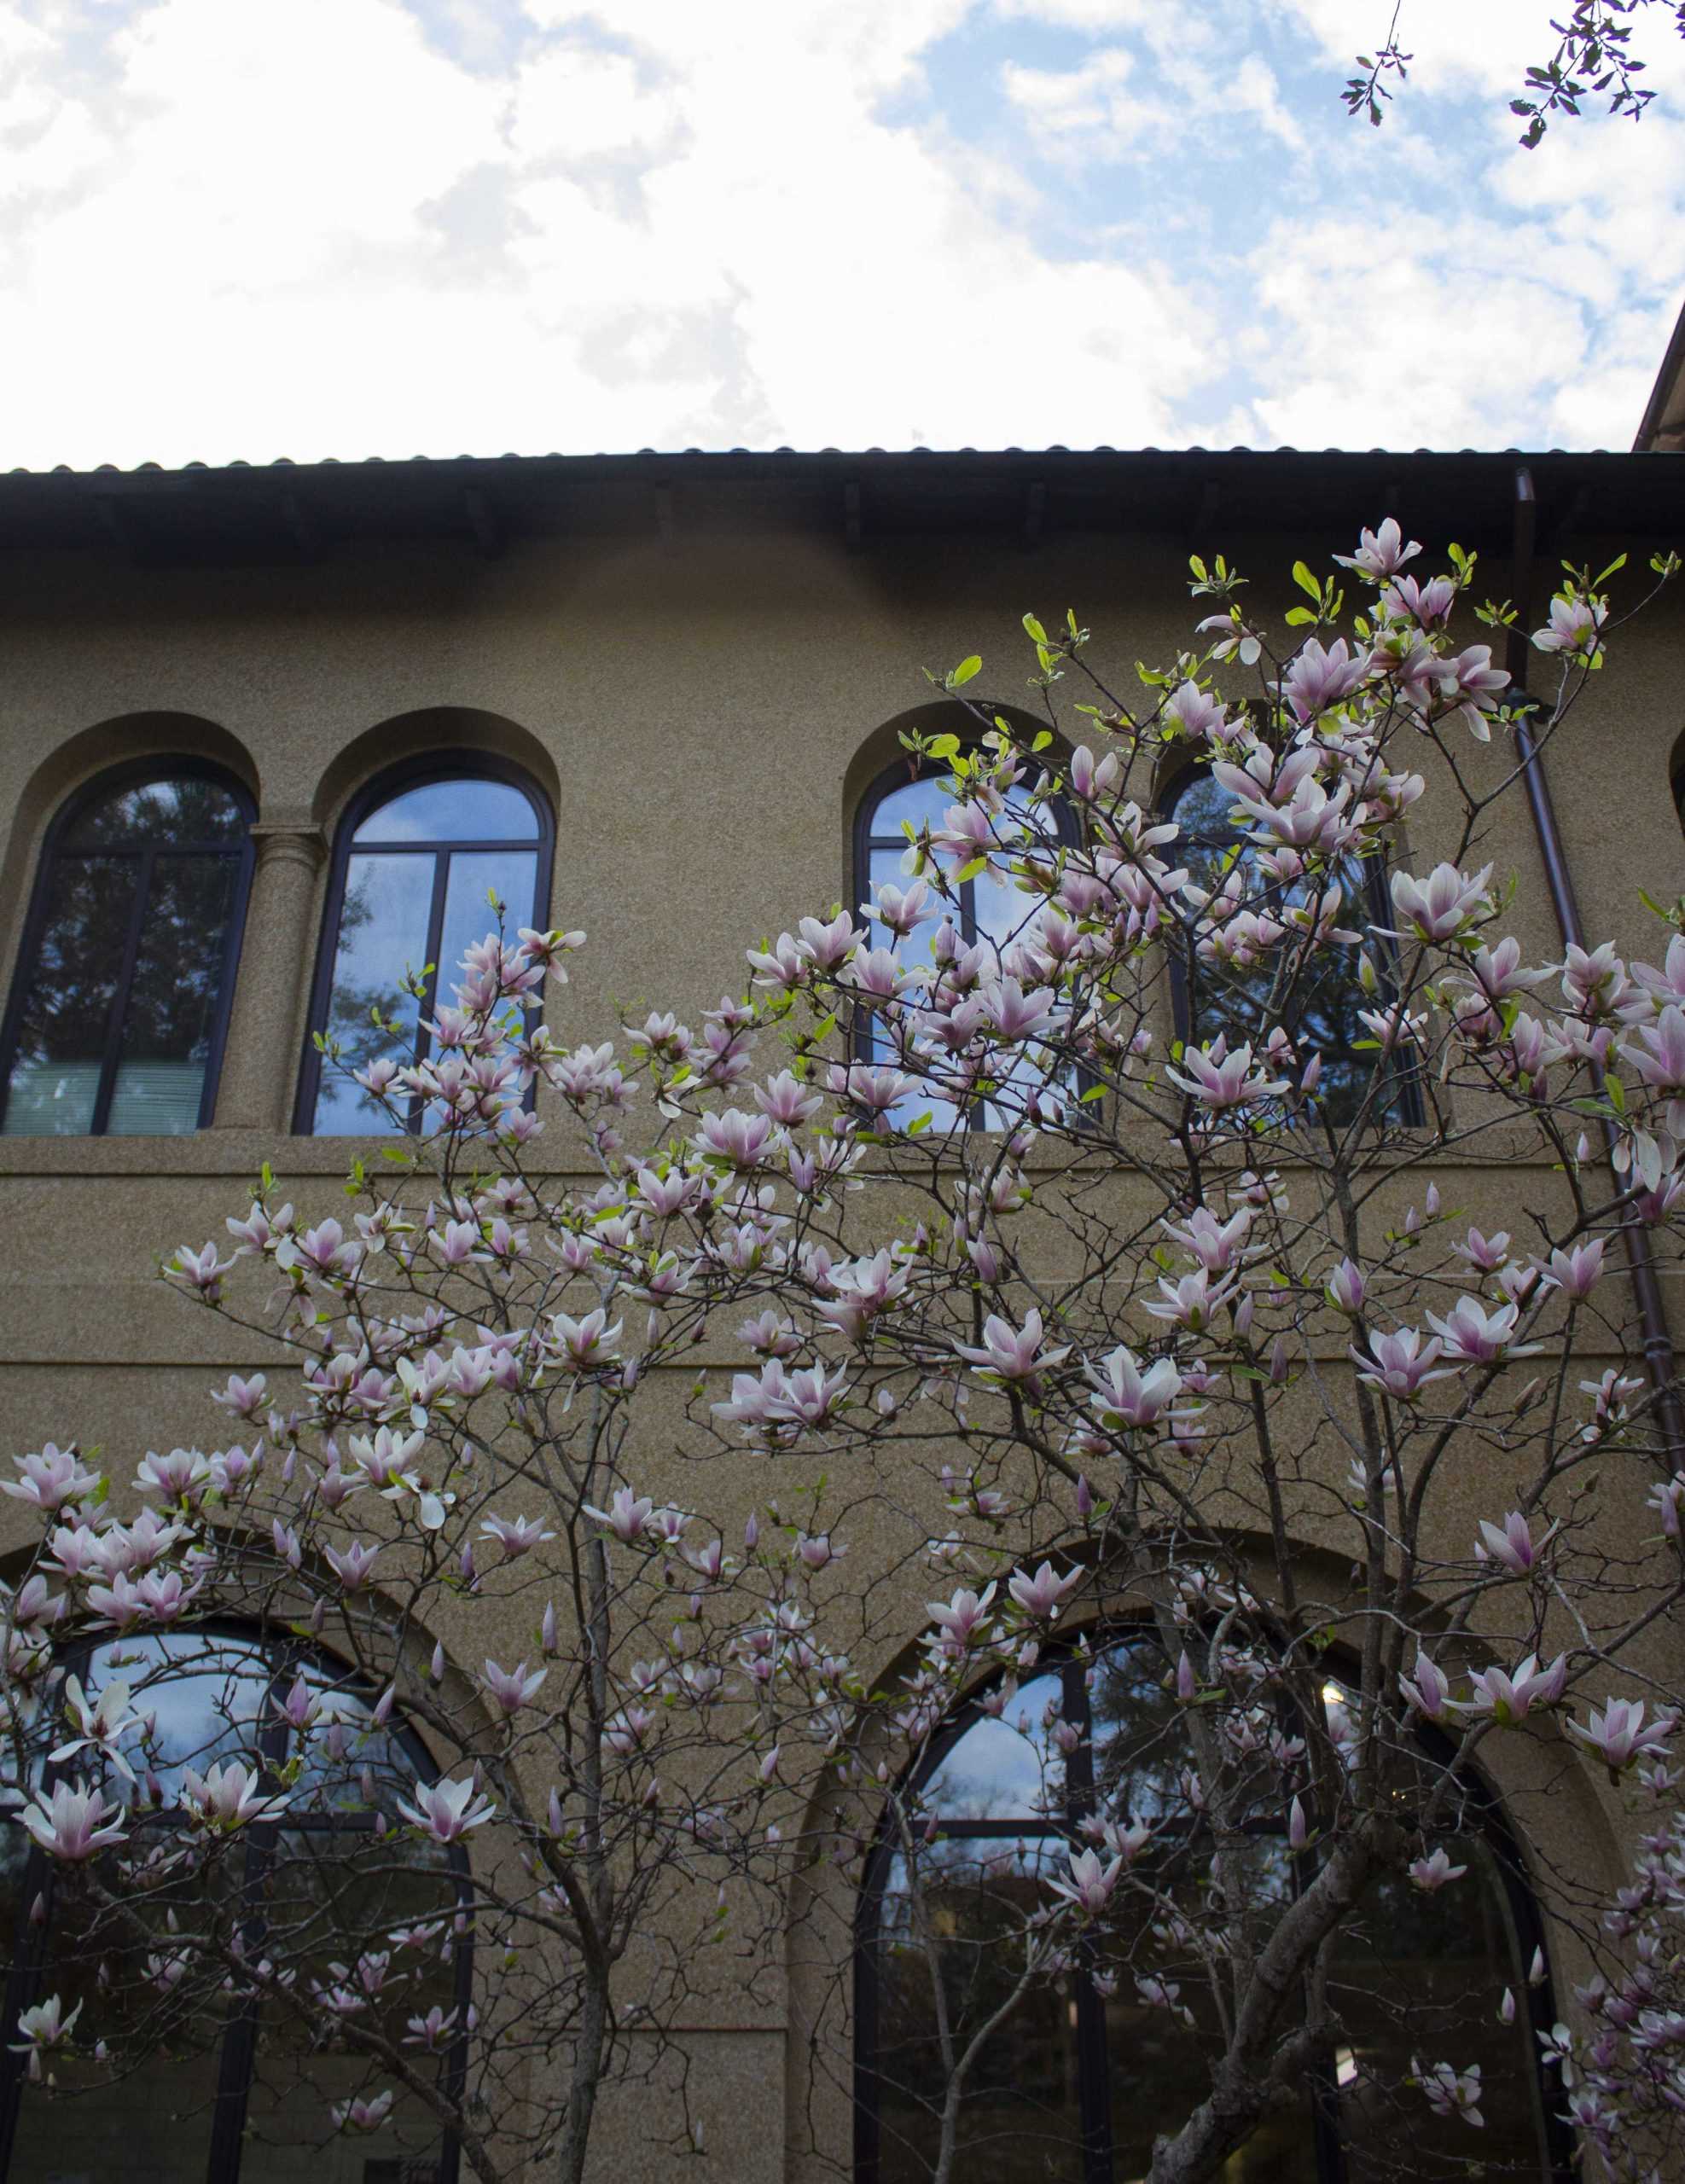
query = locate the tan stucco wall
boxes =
[1,491,1682,2181]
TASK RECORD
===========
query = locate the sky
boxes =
[1,0,1682,468]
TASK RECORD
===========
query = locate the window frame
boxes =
[0,758,257,1139]
[0,1618,473,2184]
[852,1629,1572,2184]
[294,753,555,1136]
[1159,760,1425,1132]
[851,752,1079,1133]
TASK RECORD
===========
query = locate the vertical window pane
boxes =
[105,853,240,1136]
[1171,770,1390,1129]
[312,852,436,1134]
[873,1842,1086,2184]
[2,857,138,1136]
[1331,1844,1550,2180]
[5,1859,224,2184]
[241,1830,458,2184]
[435,850,538,1008]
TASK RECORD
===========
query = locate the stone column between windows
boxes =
[212,816,327,1134]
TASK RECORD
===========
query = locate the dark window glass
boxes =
[0,1629,468,2184]
[855,760,1072,1132]
[0,766,253,1137]
[857,1640,1561,2184]
[1165,769,1413,1130]
[301,763,552,1136]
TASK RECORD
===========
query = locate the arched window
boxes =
[1164,766,1416,1129]
[855,1635,1566,2183]
[0,764,254,1137]
[299,758,554,1135]
[0,1627,469,2183]
[853,756,1074,1131]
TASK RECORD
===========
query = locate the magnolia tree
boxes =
[5,524,1685,2184]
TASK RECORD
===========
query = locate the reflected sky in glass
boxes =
[922,1670,1068,1821]
[354,776,538,843]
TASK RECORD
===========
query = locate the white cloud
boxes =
[0,0,1670,464]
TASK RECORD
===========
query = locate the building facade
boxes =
[0,445,1682,2183]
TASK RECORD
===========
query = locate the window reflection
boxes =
[857,763,1072,1132]
[305,764,549,1136]
[1,767,252,1138]
[0,1630,465,2184]
[1167,769,1407,1130]
[860,1637,1558,2183]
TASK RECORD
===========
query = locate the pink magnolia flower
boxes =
[1536,1240,1605,1300]
[694,1108,776,1170]
[927,1585,996,1649]
[1086,1345,1184,1428]
[332,2091,395,2133]
[1531,591,1606,657]
[394,1776,496,1843]
[1281,637,1372,720]
[1475,1511,1558,1575]
[583,1488,654,1544]
[481,1659,549,1716]
[479,1513,556,1559]
[1409,1848,1468,1892]
[825,1062,918,1115]
[956,1308,1072,1385]
[1415,2059,1483,2126]
[1164,1034,1289,1113]
[180,1762,292,1832]
[1566,1698,1678,1775]
[404,2005,459,2050]
[549,1308,623,1372]
[3,1443,97,1514]
[133,1446,216,1505]
[1007,1561,1083,1622]
[1424,1297,1537,1367]
[20,1780,126,1861]
[1047,1845,1122,1915]
[1324,1258,1366,1315]
[1400,1650,1451,1722]
[1450,1653,1568,1727]
[49,1676,142,1782]
[1618,1005,1685,1134]
[323,1541,381,1592]
[211,1373,268,1418]
[1389,863,1494,945]
[1350,1327,1450,1402]
[1335,518,1420,579]
[10,1994,80,2055]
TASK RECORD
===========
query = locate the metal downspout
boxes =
[1505,464,1683,1460]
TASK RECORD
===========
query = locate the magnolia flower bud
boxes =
[431,1642,445,1683]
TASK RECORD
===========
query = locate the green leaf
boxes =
[1292,560,1321,601]
[950,654,982,688]
[955,855,989,885]
[927,733,961,760]
[1023,613,1048,644]
[1284,606,1316,627]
